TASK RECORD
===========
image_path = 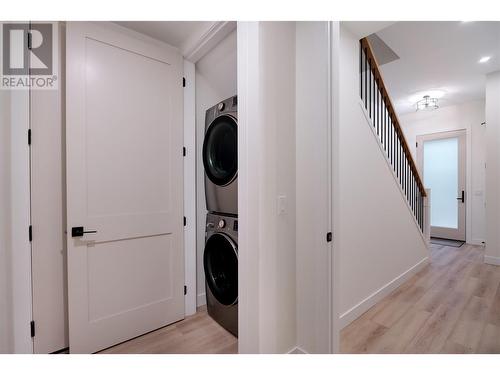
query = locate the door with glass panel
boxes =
[417,130,466,241]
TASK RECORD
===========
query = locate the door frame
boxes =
[30,21,68,354]
[417,129,467,241]
[183,59,197,316]
[329,20,341,354]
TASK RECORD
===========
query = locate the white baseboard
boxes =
[287,346,308,354]
[197,292,206,307]
[339,257,429,329]
[484,255,500,266]
[467,239,485,246]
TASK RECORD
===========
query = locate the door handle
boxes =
[456,190,465,203]
[71,226,97,237]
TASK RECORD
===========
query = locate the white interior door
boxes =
[66,22,184,353]
[417,130,466,241]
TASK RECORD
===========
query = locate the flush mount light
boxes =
[416,95,439,111]
[409,89,445,104]
[479,56,491,63]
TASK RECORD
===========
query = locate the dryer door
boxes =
[202,115,237,186]
[203,233,238,306]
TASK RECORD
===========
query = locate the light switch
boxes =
[278,195,287,216]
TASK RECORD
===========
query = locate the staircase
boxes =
[359,37,426,232]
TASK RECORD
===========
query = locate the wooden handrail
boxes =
[360,37,426,197]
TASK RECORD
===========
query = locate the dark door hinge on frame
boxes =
[184,285,187,295]
[182,77,186,87]
[29,225,32,242]
[30,321,35,337]
[28,129,31,145]
[326,232,332,242]
[27,32,32,50]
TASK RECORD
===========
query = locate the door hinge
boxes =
[183,217,187,226]
[183,147,186,157]
[28,129,31,145]
[27,32,32,50]
[29,225,32,242]
[326,232,332,242]
[184,285,187,295]
[182,77,186,87]
[30,321,35,337]
[416,142,418,147]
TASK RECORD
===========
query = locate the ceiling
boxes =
[114,21,216,55]
[342,21,395,39]
[374,21,500,114]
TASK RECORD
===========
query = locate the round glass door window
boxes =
[203,233,238,306]
[203,115,237,186]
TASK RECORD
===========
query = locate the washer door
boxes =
[203,115,237,186]
[203,233,238,306]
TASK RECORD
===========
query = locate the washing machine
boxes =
[203,95,238,215]
[204,212,238,337]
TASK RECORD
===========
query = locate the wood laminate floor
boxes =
[341,243,500,353]
[99,306,238,354]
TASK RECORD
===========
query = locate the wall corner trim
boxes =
[183,21,237,63]
[339,257,429,329]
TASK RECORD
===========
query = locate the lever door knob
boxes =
[71,226,97,237]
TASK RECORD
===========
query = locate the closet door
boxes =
[66,22,184,353]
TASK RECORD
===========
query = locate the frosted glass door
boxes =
[419,131,466,241]
[424,138,458,229]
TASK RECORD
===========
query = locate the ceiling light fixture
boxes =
[409,89,445,104]
[416,95,439,111]
[479,56,491,63]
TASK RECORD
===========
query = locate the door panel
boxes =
[66,22,184,353]
[86,236,174,322]
[417,130,466,241]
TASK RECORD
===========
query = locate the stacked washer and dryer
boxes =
[202,95,238,337]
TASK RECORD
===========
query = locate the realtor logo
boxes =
[1,22,58,89]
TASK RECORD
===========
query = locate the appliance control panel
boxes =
[206,213,238,236]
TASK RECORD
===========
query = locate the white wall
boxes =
[295,21,331,354]
[485,71,500,265]
[238,21,297,353]
[195,30,237,306]
[254,21,297,353]
[337,25,429,327]
[400,100,486,245]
